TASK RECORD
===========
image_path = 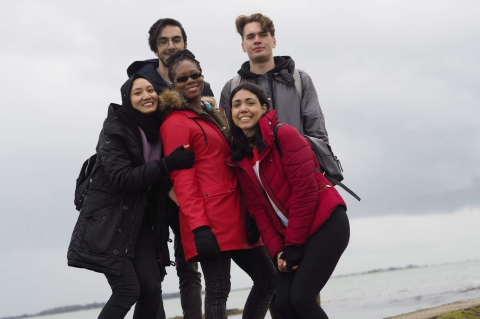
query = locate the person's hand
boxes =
[168,187,178,206]
[193,226,221,261]
[278,251,299,272]
[283,246,305,271]
[277,251,287,272]
[163,145,195,172]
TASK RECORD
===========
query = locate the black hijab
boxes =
[116,74,162,143]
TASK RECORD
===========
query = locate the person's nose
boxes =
[167,40,176,50]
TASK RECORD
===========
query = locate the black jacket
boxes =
[67,103,171,276]
[127,59,214,96]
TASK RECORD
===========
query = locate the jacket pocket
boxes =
[80,203,120,256]
[201,182,235,199]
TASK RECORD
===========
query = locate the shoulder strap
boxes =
[293,68,302,100]
[273,123,286,155]
[230,74,241,93]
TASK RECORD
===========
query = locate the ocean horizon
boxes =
[7,259,480,319]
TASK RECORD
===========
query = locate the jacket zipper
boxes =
[125,193,139,254]
[226,162,286,227]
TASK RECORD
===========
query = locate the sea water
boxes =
[26,260,480,319]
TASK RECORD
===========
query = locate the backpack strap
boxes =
[230,74,241,93]
[275,123,361,202]
[273,123,286,155]
[293,68,302,100]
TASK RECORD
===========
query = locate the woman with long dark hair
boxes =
[226,82,350,319]
[67,74,194,319]
[158,50,275,319]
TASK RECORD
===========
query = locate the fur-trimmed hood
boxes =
[158,90,228,136]
[158,89,216,112]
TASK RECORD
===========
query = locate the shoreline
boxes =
[385,298,480,319]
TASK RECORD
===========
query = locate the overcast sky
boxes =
[0,0,479,317]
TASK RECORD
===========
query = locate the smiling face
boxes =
[231,89,267,137]
[130,78,158,114]
[171,59,204,102]
[241,22,276,64]
[155,25,187,66]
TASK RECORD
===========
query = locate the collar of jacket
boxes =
[237,56,295,79]
[101,103,144,162]
[158,90,229,139]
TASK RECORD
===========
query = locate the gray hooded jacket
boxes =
[220,56,329,143]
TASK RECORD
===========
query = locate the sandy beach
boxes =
[385,298,480,319]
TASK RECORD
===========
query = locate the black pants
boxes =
[168,210,203,319]
[275,206,350,319]
[200,246,276,319]
[98,220,165,319]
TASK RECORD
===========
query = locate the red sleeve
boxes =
[278,125,318,246]
[236,169,285,259]
[160,115,211,231]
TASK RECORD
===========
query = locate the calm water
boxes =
[27,260,480,319]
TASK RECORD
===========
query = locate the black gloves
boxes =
[282,245,305,271]
[161,145,195,173]
[246,211,261,245]
[193,226,221,261]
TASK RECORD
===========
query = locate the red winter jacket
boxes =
[226,111,346,259]
[159,92,259,261]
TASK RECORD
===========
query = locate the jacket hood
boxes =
[126,59,159,77]
[158,89,217,113]
[238,56,295,78]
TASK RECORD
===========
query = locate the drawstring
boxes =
[192,119,208,144]
[266,74,276,110]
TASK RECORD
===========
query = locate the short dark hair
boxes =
[148,18,187,53]
[229,82,271,161]
[235,13,275,39]
[165,50,202,82]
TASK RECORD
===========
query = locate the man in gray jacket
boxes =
[220,13,329,143]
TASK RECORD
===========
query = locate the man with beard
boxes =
[127,18,212,319]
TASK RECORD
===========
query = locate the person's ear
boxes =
[272,36,277,49]
[184,42,188,49]
[241,42,246,52]
[262,104,267,114]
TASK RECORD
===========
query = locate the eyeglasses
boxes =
[173,72,203,83]
[157,36,184,49]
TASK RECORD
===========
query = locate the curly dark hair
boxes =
[148,18,187,53]
[229,82,271,161]
[166,50,202,83]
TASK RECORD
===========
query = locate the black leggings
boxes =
[275,206,350,319]
[98,220,165,319]
[200,246,276,319]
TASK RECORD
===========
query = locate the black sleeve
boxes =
[202,81,214,97]
[97,134,166,192]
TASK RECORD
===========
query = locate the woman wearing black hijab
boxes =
[67,74,194,319]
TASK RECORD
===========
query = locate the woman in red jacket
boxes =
[226,82,350,319]
[158,50,275,319]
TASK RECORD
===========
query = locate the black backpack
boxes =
[74,154,98,211]
[274,124,360,201]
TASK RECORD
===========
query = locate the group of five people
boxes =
[68,13,350,319]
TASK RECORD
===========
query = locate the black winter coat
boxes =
[67,103,171,276]
[126,59,214,96]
